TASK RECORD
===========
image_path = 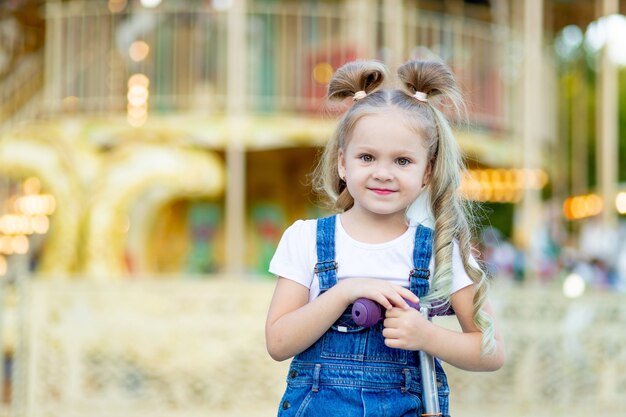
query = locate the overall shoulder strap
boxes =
[315,215,338,292]
[409,224,434,298]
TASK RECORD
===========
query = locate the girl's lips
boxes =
[369,188,396,195]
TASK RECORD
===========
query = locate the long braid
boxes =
[428,106,496,355]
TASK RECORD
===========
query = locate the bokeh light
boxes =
[108,0,127,13]
[563,194,604,220]
[0,236,12,255]
[312,62,334,85]
[11,235,29,255]
[127,74,150,127]
[23,177,41,195]
[563,273,586,298]
[140,0,162,8]
[460,168,548,203]
[616,192,626,214]
[31,215,50,235]
[129,41,150,62]
[585,14,626,65]
[0,255,6,276]
[0,214,32,235]
[555,25,583,60]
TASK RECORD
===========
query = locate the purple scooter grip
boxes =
[351,298,383,327]
[351,298,420,327]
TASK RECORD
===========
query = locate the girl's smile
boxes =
[369,188,397,195]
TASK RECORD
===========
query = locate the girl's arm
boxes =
[266,277,419,362]
[383,284,505,371]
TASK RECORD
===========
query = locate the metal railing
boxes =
[0,53,44,132]
[37,1,513,132]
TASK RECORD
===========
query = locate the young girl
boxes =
[265,59,505,417]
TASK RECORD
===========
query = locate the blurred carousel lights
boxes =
[555,25,584,61]
[127,73,150,127]
[140,0,162,8]
[563,193,603,220]
[0,177,56,259]
[616,192,626,214]
[108,0,127,13]
[11,235,29,255]
[585,14,626,66]
[460,168,548,203]
[0,236,13,256]
[129,41,150,63]
[313,62,334,85]
[0,255,6,276]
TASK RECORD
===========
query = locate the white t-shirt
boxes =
[269,216,475,302]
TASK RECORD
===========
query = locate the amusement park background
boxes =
[0,0,625,416]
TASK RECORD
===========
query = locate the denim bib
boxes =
[277,215,451,417]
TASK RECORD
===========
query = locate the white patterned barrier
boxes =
[440,286,626,416]
[15,279,288,417]
[6,279,626,417]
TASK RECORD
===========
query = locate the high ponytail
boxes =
[327,60,387,102]
[397,60,467,120]
[312,60,388,211]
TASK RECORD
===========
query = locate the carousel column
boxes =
[225,0,247,276]
[514,0,544,283]
[596,0,619,228]
[571,60,589,198]
[382,0,404,72]
[44,0,63,113]
[345,0,377,58]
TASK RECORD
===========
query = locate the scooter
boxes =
[351,298,442,417]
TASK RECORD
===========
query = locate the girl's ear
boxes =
[337,148,346,180]
[422,162,433,188]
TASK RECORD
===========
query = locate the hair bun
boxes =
[397,60,465,118]
[328,60,387,102]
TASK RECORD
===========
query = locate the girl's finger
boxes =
[384,337,405,350]
[374,294,393,310]
[394,285,419,304]
[387,292,410,309]
[382,326,399,339]
[388,286,412,305]
[384,308,402,319]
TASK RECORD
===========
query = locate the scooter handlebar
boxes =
[351,298,420,327]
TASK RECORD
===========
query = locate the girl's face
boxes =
[338,112,431,222]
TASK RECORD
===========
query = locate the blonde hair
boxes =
[312,59,496,355]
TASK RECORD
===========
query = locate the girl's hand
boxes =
[383,285,505,371]
[382,307,433,351]
[336,278,419,310]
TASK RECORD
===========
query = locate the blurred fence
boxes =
[0,53,43,131]
[443,285,626,416]
[0,278,624,417]
[4,278,289,417]
[39,1,512,132]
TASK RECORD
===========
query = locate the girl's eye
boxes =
[396,158,411,166]
[359,154,374,162]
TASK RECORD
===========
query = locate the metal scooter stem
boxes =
[419,306,441,416]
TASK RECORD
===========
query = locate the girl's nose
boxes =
[373,165,394,181]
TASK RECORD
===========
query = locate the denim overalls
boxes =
[277,216,451,417]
